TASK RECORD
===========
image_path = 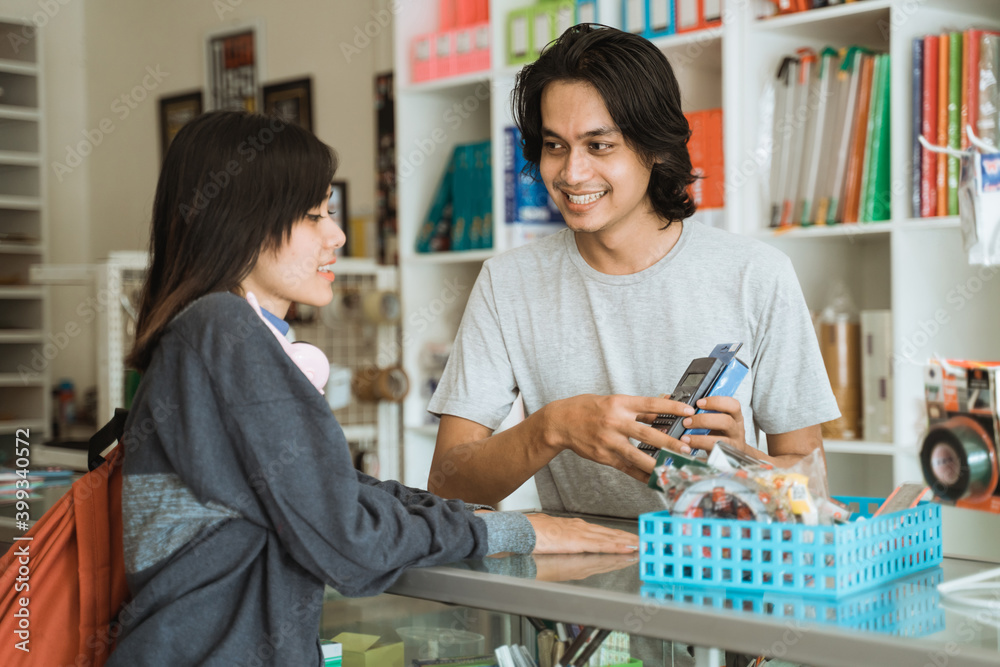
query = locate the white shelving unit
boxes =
[0,17,48,468]
[393,0,1000,530]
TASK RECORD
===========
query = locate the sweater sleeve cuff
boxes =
[464,502,496,512]
[479,511,536,555]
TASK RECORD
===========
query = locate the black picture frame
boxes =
[329,180,349,254]
[262,77,313,132]
[159,90,202,158]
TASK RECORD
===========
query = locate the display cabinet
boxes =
[392,1,1000,539]
[0,17,48,468]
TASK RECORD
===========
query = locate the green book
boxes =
[450,145,471,251]
[415,148,456,253]
[948,31,962,215]
[869,54,892,222]
[858,53,884,222]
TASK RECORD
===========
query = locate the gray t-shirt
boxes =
[428,220,840,518]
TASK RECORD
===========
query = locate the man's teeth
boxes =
[566,191,607,205]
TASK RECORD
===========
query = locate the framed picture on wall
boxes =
[159,90,203,157]
[205,23,262,112]
[262,77,312,131]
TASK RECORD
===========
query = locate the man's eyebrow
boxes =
[541,126,622,141]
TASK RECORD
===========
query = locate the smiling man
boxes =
[426,24,839,517]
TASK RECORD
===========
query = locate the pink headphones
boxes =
[246,292,330,394]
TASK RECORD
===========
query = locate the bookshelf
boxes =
[0,18,48,469]
[393,0,1000,523]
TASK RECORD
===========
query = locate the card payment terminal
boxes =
[637,343,748,457]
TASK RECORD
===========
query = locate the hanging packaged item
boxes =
[920,126,1000,265]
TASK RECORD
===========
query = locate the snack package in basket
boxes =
[651,443,851,526]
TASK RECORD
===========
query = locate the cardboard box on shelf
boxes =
[332,632,403,667]
[820,320,861,439]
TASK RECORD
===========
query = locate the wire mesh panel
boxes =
[293,273,381,430]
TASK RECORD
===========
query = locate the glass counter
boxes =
[321,516,1000,667]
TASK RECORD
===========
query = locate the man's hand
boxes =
[676,395,747,454]
[542,394,697,483]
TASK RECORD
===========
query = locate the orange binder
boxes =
[843,54,875,224]
[937,33,949,217]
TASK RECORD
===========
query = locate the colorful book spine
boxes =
[829,47,866,224]
[858,53,883,222]
[962,28,972,150]
[450,144,471,251]
[866,54,891,222]
[675,0,698,34]
[801,48,837,226]
[685,108,725,210]
[912,38,923,218]
[648,0,676,37]
[921,35,939,218]
[843,54,874,223]
[948,32,962,215]
[416,148,456,253]
[503,126,562,224]
[937,33,949,217]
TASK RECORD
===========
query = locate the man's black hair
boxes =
[511,23,698,225]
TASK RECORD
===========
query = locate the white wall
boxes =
[2,0,394,399]
[83,0,391,257]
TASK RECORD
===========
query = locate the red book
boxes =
[454,0,475,27]
[439,0,455,30]
[921,35,939,218]
[937,33,949,217]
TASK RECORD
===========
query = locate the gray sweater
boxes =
[108,292,533,666]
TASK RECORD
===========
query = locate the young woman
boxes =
[107,111,638,666]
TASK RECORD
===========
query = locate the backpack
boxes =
[0,409,130,667]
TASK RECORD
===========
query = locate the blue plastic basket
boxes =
[640,567,945,638]
[639,496,942,597]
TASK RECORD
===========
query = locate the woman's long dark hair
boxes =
[127,111,337,371]
[511,23,697,226]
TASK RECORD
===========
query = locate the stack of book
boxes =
[912,29,1000,218]
[411,0,491,83]
[768,47,891,228]
[686,108,724,210]
[415,140,493,253]
[0,468,74,505]
[504,126,565,248]
[762,0,871,18]
[507,1,576,66]
[620,0,723,38]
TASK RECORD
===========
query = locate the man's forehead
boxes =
[540,81,620,138]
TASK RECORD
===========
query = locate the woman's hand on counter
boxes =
[525,514,639,554]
